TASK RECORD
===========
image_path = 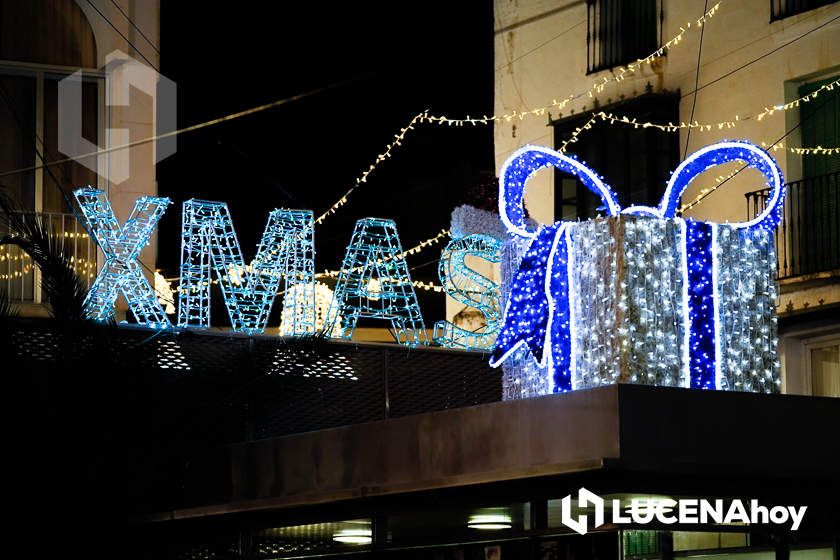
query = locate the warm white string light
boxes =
[588,77,839,133]
[317,228,450,278]
[421,2,723,127]
[762,143,840,155]
[310,3,724,226]
[755,78,839,121]
[314,111,428,224]
[678,136,839,214]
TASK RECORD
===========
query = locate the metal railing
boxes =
[746,171,839,278]
[1,211,97,303]
[770,0,837,21]
[586,0,661,74]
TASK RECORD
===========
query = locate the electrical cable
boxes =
[84,0,158,69]
[684,0,710,159]
[683,89,836,212]
[109,0,160,54]
[681,12,840,99]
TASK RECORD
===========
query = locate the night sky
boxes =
[157,2,494,324]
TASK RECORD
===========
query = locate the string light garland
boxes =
[318,228,449,278]
[557,115,598,153]
[411,279,444,293]
[677,139,836,214]
[311,2,725,225]
[314,111,428,224]
[421,2,723,127]
[762,143,840,155]
[576,76,838,135]
[755,77,839,120]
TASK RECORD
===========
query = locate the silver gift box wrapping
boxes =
[568,215,780,393]
[500,236,551,400]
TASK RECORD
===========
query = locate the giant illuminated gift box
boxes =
[490,141,785,395]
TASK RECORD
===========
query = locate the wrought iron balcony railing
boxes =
[1,211,97,303]
[586,0,661,74]
[746,171,839,279]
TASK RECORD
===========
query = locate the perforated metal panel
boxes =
[6,320,501,442]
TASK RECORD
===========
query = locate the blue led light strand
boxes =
[546,224,574,392]
[685,221,717,389]
[74,187,171,328]
[490,223,560,368]
[498,145,621,239]
[492,144,621,378]
[178,200,315,335]
[626,140,786,230]
[433,234,502,351]
[324,218,427,346]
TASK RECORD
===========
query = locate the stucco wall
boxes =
[77,0,162,318]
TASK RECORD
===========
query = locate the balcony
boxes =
[586,0,661,74]
[746,171,839,279]
[1,211,97,307]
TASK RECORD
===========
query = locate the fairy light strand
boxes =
[422,2,723,127]
[312,2,724,225]
[586,77,838,133]
[314,111,428,224]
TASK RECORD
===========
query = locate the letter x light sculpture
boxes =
[74,187,171,328]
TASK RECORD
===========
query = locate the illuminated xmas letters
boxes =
[178,200,315,335]
[433,234,502,350]
[325,218,426,346]
[74,187,171,328]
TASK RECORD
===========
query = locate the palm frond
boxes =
[0,190,88,321]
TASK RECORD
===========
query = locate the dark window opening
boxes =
[552,93,680,220]
[587,0,661,74]
[770,0,838,21]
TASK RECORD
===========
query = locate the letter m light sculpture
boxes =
[73,187,171,328]
[177,199,315,335]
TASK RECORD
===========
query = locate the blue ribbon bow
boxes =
[490,141,785,392]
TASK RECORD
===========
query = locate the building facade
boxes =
[0,0,162,317]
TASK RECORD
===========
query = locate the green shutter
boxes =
[799,76,840,178]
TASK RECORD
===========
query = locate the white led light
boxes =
[333,529,372,544]
[468,514,512,530]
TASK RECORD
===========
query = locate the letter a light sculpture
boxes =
[325,218,427,346]
[74,187,171,328]
[178,200,315,335]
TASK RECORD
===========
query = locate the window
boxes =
[799,77,840,180]
[770,0,838,21]
[0,1,102,305]
[806,338,840,397]
[796,76,839,276]
[587,0,661,74]
[552,93,680,220]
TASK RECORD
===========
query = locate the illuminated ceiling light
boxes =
[468,513,512,530]
[333,528,372,544]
